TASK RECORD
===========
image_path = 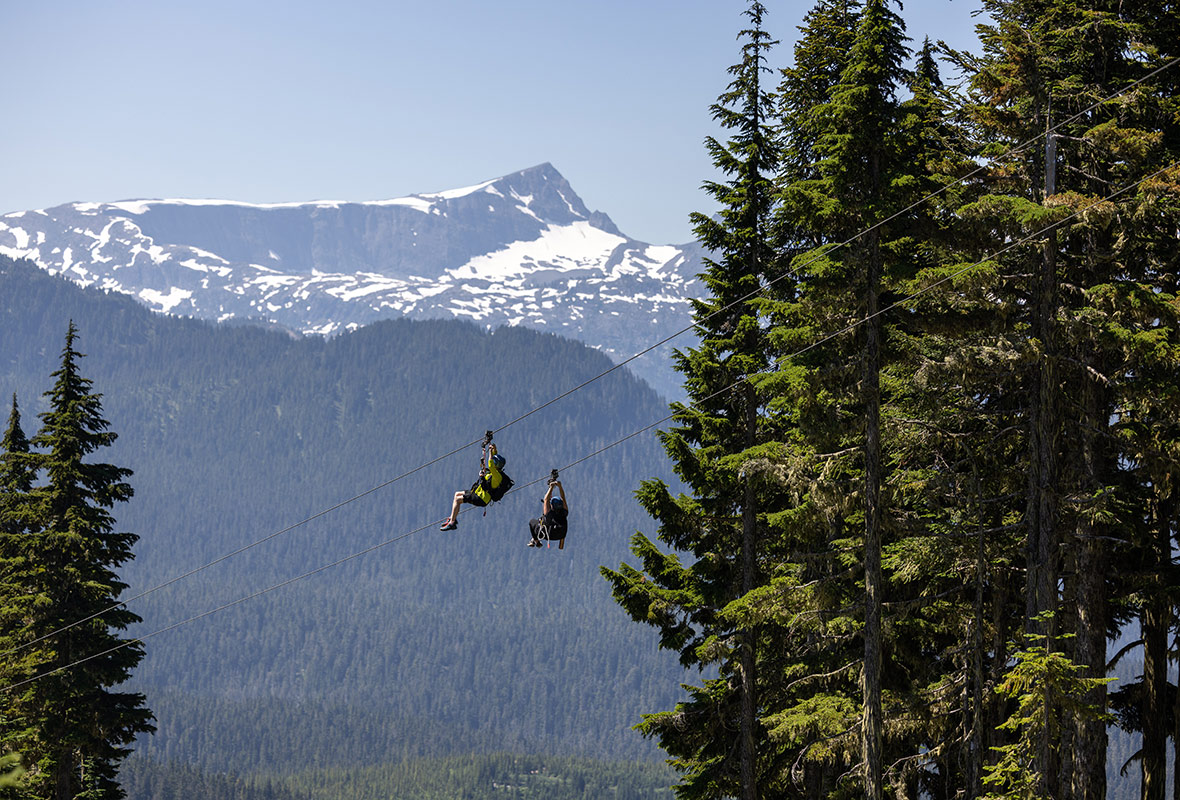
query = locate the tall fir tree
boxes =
[0,392,41,783]
[864,31,1022,798]
[0,395,35,526]
[764,0,936,794]
[1,323,154,800]
[0,394,37,542]
[821,5,911,794]
[1099,4,1180,793]
[962,0,1180,795]
[601,3,781,798]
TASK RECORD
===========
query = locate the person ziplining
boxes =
[528,470,569,549]
[439,430,513,531]
[438,431,570,549]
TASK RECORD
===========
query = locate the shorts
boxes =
[530,517,566,541]
[463,490,488,508]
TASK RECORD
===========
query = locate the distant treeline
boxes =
[120,753,676,800]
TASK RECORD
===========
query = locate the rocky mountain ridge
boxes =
[0,163,701,397]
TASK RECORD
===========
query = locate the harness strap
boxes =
[480,443,488,516]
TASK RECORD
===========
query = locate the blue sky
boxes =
[1,0,985,244]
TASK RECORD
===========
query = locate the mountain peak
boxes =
[0,167,702,398]
[476,163,592,227]
[486,163,622,236]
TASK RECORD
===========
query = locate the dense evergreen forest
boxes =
[119,753,675,800]
[0,255,690,796]
[4,0,1180,797]
[601,1,1179,799]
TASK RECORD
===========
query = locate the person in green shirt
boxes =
[440,439,508,531]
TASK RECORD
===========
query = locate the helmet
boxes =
[550,496,563,507]
[491,453,506,469]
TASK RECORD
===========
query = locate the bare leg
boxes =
[449,491,464,523]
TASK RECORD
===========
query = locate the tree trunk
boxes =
[53,754,74,800]
[739,383,759,800]
[1173,588,1180,800]
[986,513,1015,781]
[1146,494,1175,800]
[1026,125,1060,798]
[1143,594,1167,800]
[863,227,884,800]
[1071,366,1106,800]
[1027,126,1060,635]
[968,484,987,800]
[1071,533,1106,800]
[1027,218,1059,632]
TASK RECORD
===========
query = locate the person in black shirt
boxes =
[528,478,568,549]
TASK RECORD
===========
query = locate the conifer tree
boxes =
[0,393,36,535]
[0,392,41,777]
[868,33,1023,797]
[981,630,1112,800]
[825,6,911,794]
[764,0,931,794]
[776,0,860,189]
[2,323,154,800]
[1100,6,1180,794]
[601,3,781,798]
[962,1,1180,795]
[0,753,24,790]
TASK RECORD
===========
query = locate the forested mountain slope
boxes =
[0,255,688,779]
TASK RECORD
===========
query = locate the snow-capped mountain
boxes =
[0,163,702,398]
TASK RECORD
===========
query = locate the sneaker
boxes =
[440,518,458,531]
[527,539,540,547]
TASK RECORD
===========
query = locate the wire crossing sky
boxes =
[2,0,984,245]
[7,42,1174,665]
[6,154,1171,695]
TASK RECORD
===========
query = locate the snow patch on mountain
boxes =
[0,164,702,398]
[447,221,623,282]
[140,286,193,312]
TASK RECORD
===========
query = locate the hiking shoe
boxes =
[439,518,457,531]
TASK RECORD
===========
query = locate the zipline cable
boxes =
[0,436,482,659]
[2,520,437,694]
[534,167,1180,490]
[7,159,1171,694]
[7,55,1176,659]
[488,54,1180,435]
